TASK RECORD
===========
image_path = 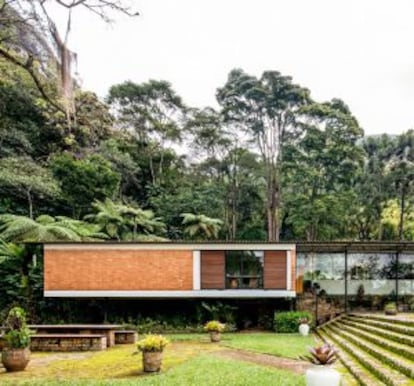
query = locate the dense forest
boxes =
[1,0,414,246]
[0,0,413,323]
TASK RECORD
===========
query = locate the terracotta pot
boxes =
[385,310,397,315]
[305,366,340,386]
[1,347,30,372]
[209,331,221,342]
[142,351,163,372]
[299,323,310,336]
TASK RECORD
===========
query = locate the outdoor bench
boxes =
[29,324,122,347]
[30,333,107,352]
[114,330,138,344]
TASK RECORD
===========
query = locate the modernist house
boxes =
[43,241,414,313]
[44,242,297,298]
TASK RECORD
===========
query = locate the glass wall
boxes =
[297,248,414,313]
[347,253,396,311]
[297,252,345,295]
[399,253,414,311]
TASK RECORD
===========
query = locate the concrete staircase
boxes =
[317,313,414,386]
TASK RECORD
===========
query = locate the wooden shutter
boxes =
[201,251,225,289]
[264,251,287,289]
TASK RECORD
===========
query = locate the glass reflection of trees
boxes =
[348,254,397,280]
[398,254,414,279]
[301,253,345,280]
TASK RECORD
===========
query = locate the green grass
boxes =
[0,334,311,385]
[1,354,305,386]
[222,332,315,358]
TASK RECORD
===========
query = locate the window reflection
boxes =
[296,253,345,295]
[296,250,414,313]
[347,253,396,297]
[399,254,414,300]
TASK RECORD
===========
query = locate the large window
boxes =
[296,253,345,295]
[399,253,414,295]
[225,251,264,289]
[347,253,397,296]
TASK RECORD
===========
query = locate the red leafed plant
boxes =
[301,344,337,365]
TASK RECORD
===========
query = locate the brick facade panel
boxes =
[44,249,193,291]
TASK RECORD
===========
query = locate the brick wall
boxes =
[44,249,193,291]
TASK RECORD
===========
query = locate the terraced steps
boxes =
[341,318,414,348]
[347,315,414,336]
[317,314,414,386]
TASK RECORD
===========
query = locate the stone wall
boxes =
[296,293,345,325]
[30,334,107,351]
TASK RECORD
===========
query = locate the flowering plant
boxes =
[136,334,169,352]
[204,320,225,333]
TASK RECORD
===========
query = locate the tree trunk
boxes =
[26,189,33,219]
[398,183,406,240]
[266,170,280,241]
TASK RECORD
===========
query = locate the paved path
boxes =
[213,347,311,374]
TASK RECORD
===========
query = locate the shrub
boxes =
[384,302,397,315]
[274,311,313,333]
[204,320,225,332]
[136,334,169,352]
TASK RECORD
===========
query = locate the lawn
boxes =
[0,333,311,385]
[166,332,315,358]
[222,332,315,358]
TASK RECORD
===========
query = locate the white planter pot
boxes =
[305,366,341,386]
[299,323,310,336]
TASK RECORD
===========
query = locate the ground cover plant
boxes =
[0,334,312,385]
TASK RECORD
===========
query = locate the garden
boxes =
[1,309,355,386]
[1,333,327,386]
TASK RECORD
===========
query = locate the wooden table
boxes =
[28,324,123,347]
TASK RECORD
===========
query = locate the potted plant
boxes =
[204,320,225,342]
[301,344,340,386]
[1,306,31,372]
[298,317,311,336]
[384,302,398,315]
[136,334,169,372]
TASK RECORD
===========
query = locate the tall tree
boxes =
[217,69,310,240]
[107,80,186,184]
[384,130,414,240]
[283,100,364,240]
[0,0,138,119]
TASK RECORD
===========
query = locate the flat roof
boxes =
[34,240,414,252]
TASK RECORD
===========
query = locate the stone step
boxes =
[320,324,412,386]
[342,318,414,347]
[348,313,414,328]
[347,315,414,337]
[337,321,414,361]
[327,323,414,381]
[317,328,387,386]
